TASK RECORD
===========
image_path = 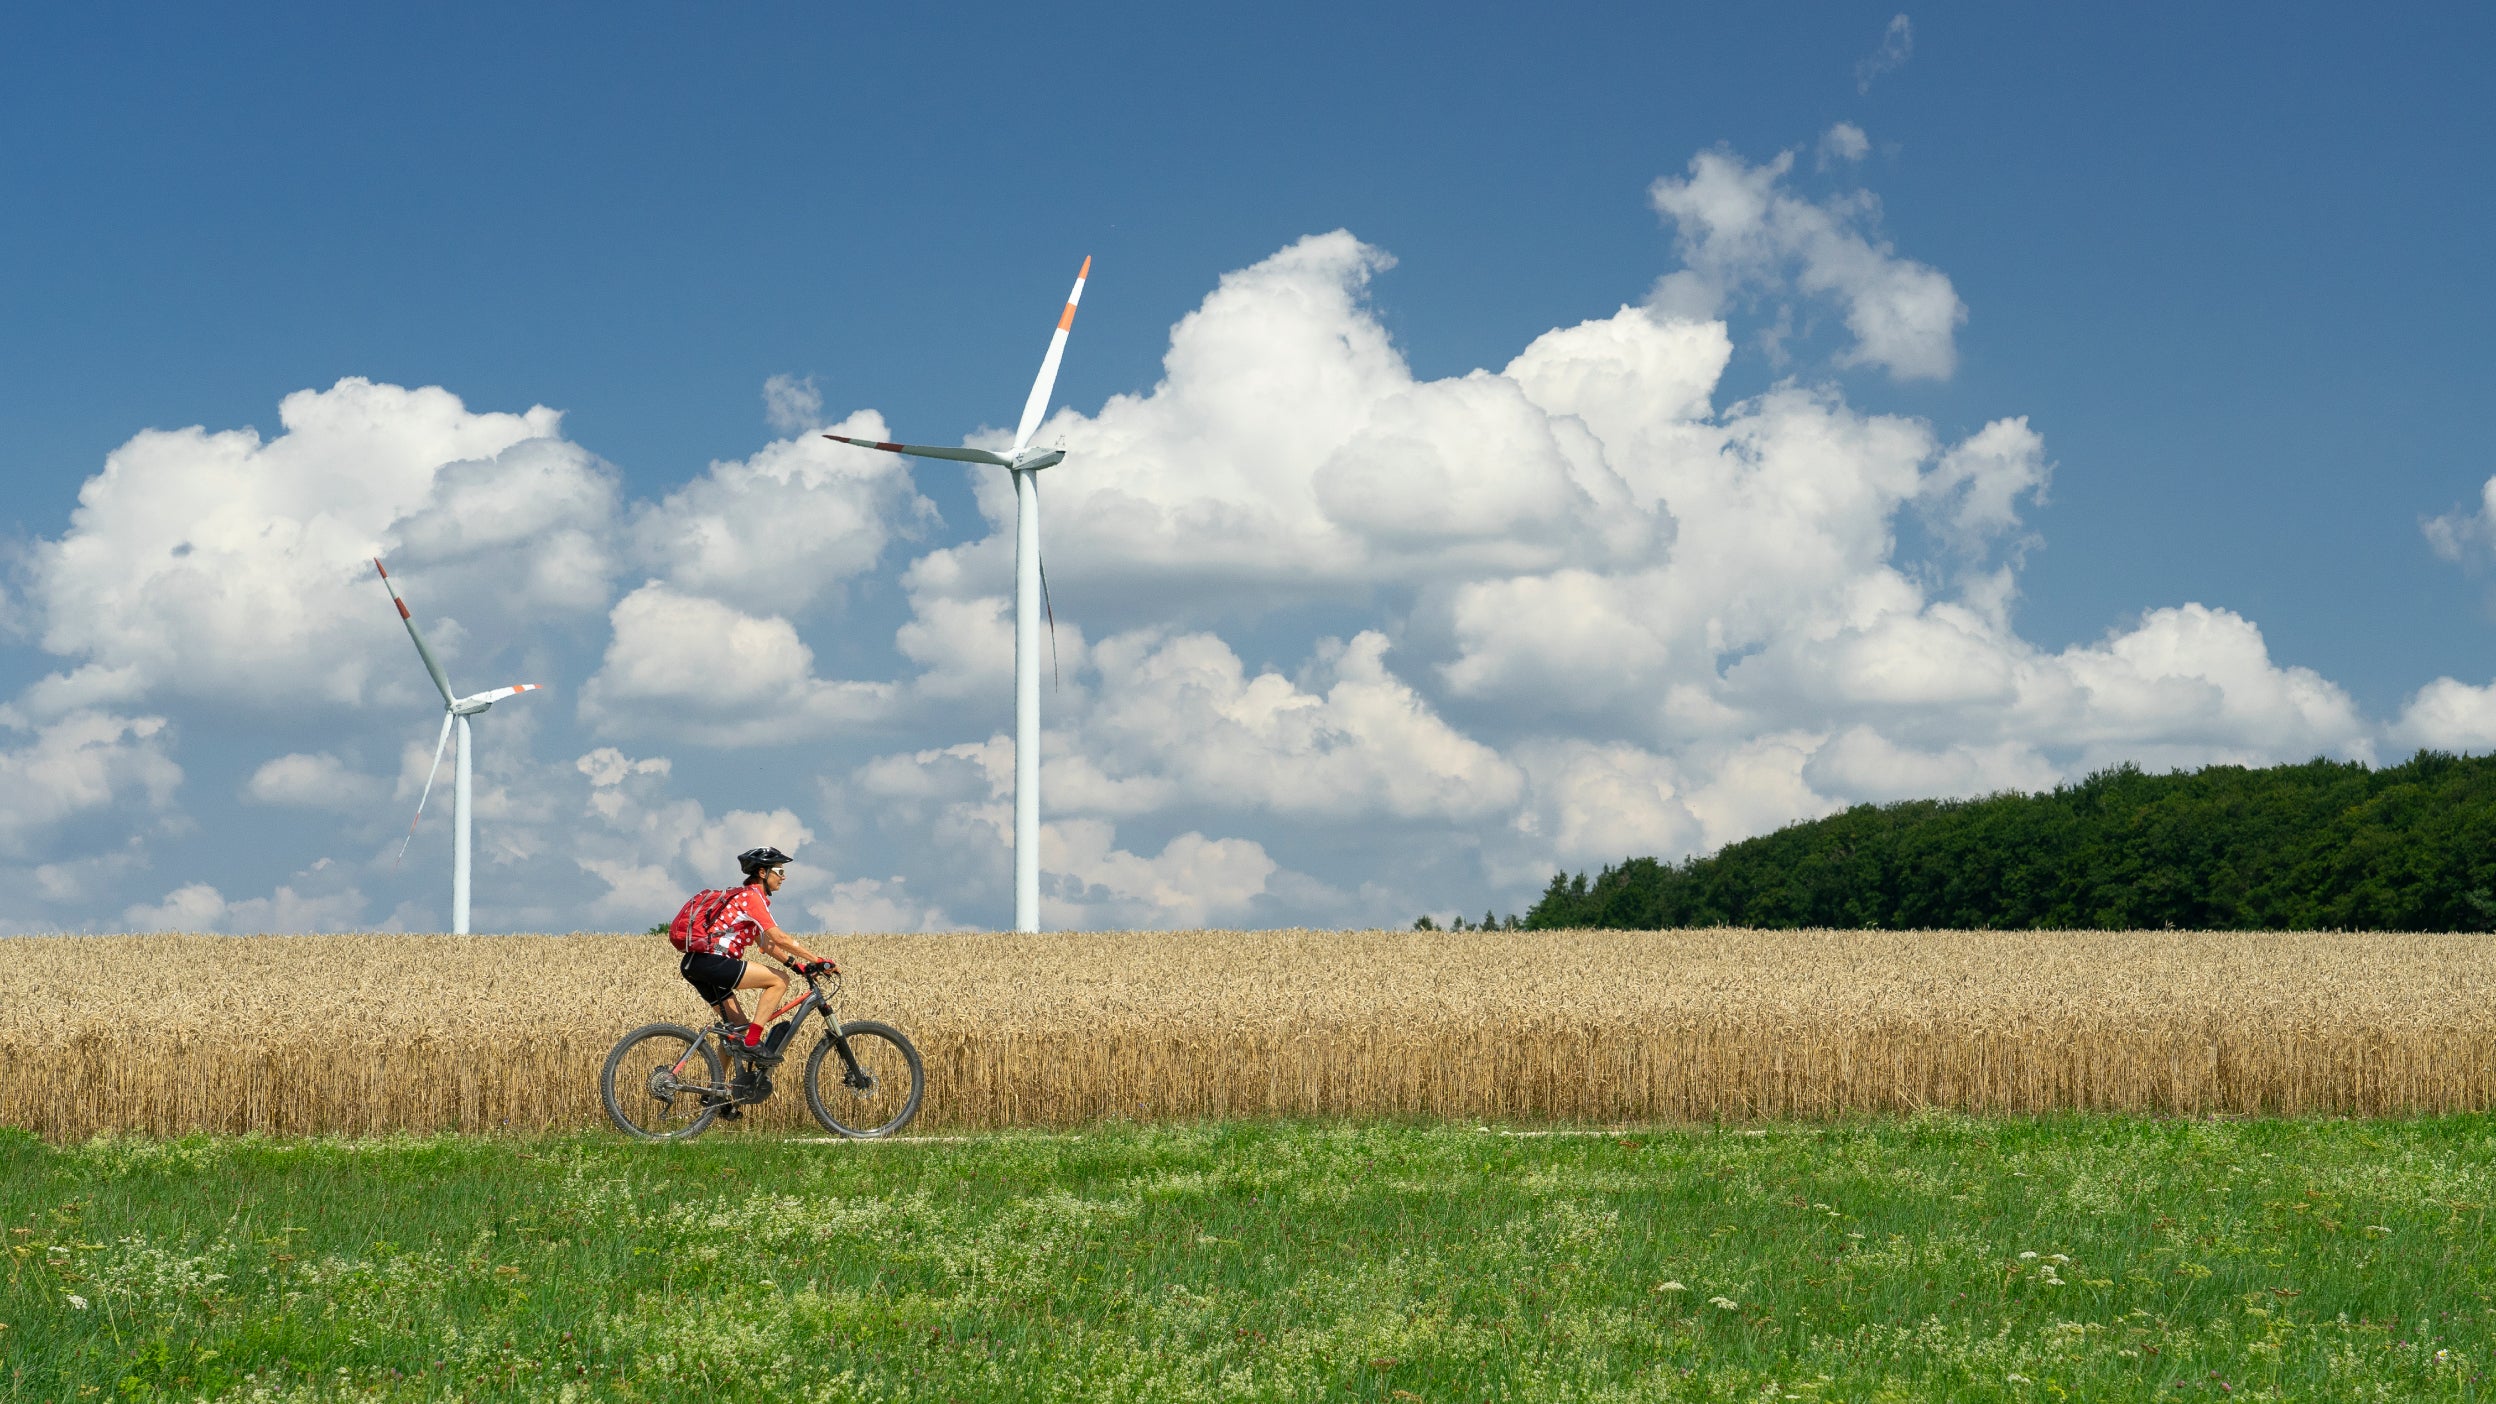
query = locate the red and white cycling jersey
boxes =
[687,885,774,959]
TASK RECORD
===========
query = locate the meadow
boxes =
[4,930,2495,1137]
[3,1116,2490,1401]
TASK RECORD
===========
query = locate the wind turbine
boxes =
[373,558,542,934]
[824,256,1089,934]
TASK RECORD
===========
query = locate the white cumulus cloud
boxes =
[579,584,895,745]
[2424,473,2496,568]
[245,752,388,811]
[627,410,931,615]
[1044,819,1278,930]
[124,867,365,933]
[572,745,816,924]
[901,232,1669,619]
[0,712,183,861]
[1649,148,1966,380]
[805,875,963,934]
[1064,629,1523,823]
[2390,677,2496,752]
[29,378,589,711]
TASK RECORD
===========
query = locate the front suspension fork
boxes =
[824,1022,870,1087]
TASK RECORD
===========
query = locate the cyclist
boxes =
[679,846,840,1071]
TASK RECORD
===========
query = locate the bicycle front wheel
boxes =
[602,1023,723,1141]
[803,1020,924,1138]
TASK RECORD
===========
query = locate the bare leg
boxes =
[732,961,790,1020]
[718,963,788,1115]
[712,962,787,1041]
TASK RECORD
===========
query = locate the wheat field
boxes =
[3,928,2492,1138]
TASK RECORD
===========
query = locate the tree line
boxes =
[1516,752,2496,931]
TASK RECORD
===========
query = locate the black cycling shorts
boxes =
[679,951,750,1006]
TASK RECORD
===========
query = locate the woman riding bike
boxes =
[679,846,836,1113]
[605,849,921,1140]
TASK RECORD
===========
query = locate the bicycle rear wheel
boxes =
[602,1023,723,1141]
[802,1020,924,1138]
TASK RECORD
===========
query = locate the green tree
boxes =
[1519,752,2496,931]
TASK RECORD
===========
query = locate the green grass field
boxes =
[3,1116,2490,1401]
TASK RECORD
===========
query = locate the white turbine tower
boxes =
[824,256,1090,934]
[374,558,543,934]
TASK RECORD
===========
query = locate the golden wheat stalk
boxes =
[3,930,2490,1138]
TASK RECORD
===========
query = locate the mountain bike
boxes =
[600,965,924,1141]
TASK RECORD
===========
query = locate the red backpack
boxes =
[667,888,739,953]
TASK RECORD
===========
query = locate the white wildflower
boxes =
[1710,1295,1739,1310]
[1655,1281,1688,1292]
[65,1294,88,1310]
[2049,1253,2070,1263]
[2019,1251,2039,1260]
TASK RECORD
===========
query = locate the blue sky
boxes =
[4,4,2494,933]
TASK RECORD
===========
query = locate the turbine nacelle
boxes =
[1012,448,1065,472]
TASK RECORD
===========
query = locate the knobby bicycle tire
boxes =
[802,1020,925,1138]
[602,1022,724,1141]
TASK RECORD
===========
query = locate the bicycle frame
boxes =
[663,970,870,1102]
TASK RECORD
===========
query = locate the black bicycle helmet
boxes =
[737,845,795,875]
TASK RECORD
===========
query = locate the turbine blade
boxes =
[374,559,457,705]
[459,683,544,708]
[394,710,455,868]
[1011,255,1091,456]
[821,434,1011,467]
[1033,477,1060,692]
